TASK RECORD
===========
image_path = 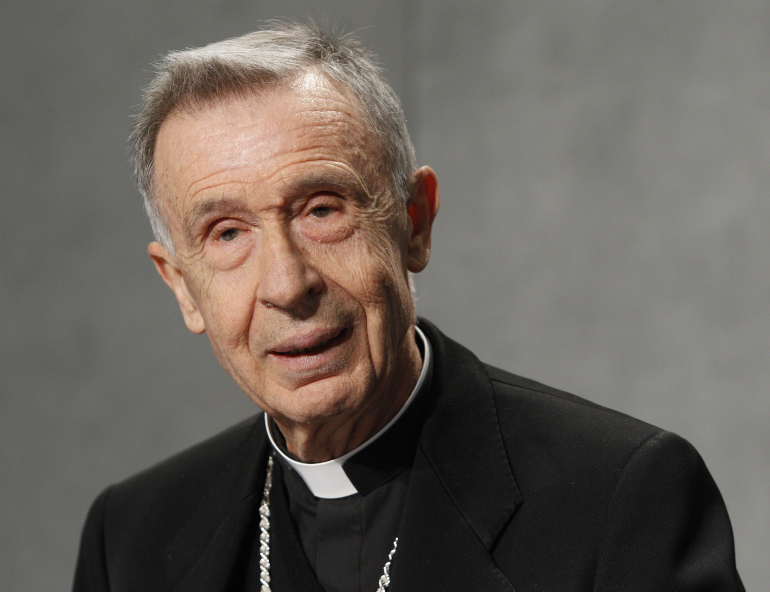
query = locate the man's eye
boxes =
[310,206,332,218]
[219,228,240,241]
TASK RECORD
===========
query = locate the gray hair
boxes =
[129,21,417,253]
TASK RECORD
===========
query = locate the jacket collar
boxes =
[415,318,522,549]
[386,319,521,591]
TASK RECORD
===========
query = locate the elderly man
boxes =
[73,23,744,592]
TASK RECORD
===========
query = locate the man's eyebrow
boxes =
[287,171,372,203]
[182,197,248,243]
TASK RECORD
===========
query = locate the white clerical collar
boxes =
[266,325,431,499]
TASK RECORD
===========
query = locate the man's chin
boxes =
[265,358,351,396]
[262,371,367,424]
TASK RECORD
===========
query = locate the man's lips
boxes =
[269,327,349,357]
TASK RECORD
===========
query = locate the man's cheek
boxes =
[334,256,391,306]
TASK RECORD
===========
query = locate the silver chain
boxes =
[259,454,399,592]
[375,536,398,592]
[259,455,274,591]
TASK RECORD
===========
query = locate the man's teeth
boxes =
[283,335,334,355]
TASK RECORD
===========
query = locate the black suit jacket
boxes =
[73,319,744,591]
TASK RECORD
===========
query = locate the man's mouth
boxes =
[270,327,349,357]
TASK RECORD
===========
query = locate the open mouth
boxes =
[271,327,349,357]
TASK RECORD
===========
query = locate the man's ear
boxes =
[406,166,440,273]
[148,242,206,334]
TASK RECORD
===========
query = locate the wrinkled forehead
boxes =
[159,70,383,170]
[150,72,395,232]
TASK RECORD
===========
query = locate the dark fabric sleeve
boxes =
[72,487,111,592]
[594,431,745,592]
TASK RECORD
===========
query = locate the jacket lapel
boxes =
[392,448,518,592]
[167,416,270,592]
[391,321,523,591]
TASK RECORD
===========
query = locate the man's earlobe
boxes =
[406,166,441,273]
[147,242,206,334]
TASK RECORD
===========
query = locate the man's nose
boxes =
[256,228,323,310]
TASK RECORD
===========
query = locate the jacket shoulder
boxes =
[79,414,266,590]
[109,413,263,507]
[482,364,743,590]
[485,363,662,452]
[484,363,671,527]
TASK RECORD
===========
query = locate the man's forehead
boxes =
[153,78,375,190]
[156,79,364,157]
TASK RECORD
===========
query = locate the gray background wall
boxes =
[1,1,767,590]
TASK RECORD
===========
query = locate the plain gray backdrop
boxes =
[2,1,767,590]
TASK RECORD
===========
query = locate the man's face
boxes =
[150,74,434,436]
